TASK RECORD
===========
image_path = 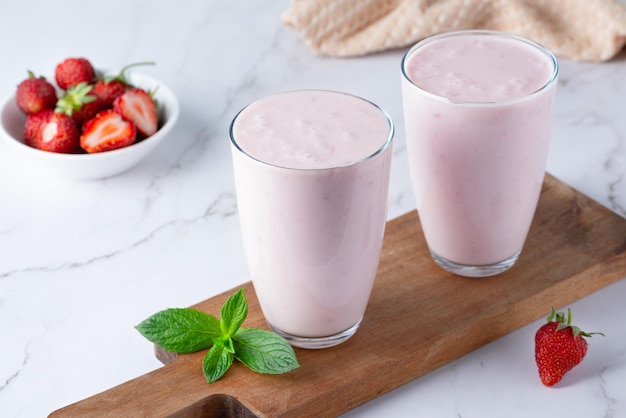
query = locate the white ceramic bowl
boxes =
[0,72,179,180]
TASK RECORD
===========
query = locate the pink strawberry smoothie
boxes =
[401,31,558,273]
[230,90,393,344]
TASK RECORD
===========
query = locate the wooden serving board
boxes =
[50,173,626,418]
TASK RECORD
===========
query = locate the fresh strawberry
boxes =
[24,109,81,153]
[80,109,136,153]
[92,78,128,108]
[534,307,603,386]
[72,99,106,125]
[15,71,57,114]
[92,62,154,107]
[113,88,158,137]
[55,82,104,125]
[55,57,96,90]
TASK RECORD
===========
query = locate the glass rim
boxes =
[229,89,394,172]
[401,30,559,106]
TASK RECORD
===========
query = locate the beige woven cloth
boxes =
[282,0,626,61]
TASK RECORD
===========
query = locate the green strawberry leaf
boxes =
[135,308,221,353]
[233,328,300,374]
[220,288,248,337]
[203,342,234,383]
[546,306,605,338]
[545,307,556,322]
[55,82,96,116]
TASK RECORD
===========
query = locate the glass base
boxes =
[430,250,520,278]
[268,319,362,349]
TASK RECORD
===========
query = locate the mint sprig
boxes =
[135,288,299,383]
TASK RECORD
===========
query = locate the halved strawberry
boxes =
[24,109,81,154]
[113,88,157,137]
[80,109,136,153]
[24,109,52,147]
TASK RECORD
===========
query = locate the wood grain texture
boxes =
[50,174,626,418]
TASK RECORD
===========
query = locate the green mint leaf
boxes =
[220,288,247,337]
[203,342,234,383]
[135,308,221,353]
[233,328,300,374]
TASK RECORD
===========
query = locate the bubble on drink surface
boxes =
[469,83,484,93]
[296,118,312,127]
[533,57,550,69]
[446,47,464,59]
[448,78,465,88]
[413,62,439,80]
[497,84,515,98]
[253,114,271,130]
[472,39,487,49]
[340,131,357,141]
[312,137,334,160]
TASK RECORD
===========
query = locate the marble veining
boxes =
[0,1,625,417]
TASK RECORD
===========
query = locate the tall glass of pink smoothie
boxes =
[401,30,558,277]
[230,90,394,348]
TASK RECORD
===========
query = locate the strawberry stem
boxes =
[104,61,156,84]
[546,307,604,339]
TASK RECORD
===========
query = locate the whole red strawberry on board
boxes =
[534,307,603,386]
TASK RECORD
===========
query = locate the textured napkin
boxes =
[282,0,626,61]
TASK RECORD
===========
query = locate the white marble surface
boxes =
[1,1,625,417]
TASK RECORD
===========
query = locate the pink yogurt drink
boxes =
[401,30,558,277]
[230,90,394,348]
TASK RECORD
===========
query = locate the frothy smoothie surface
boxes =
[404,34,555,103]
[231,90,392,169]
